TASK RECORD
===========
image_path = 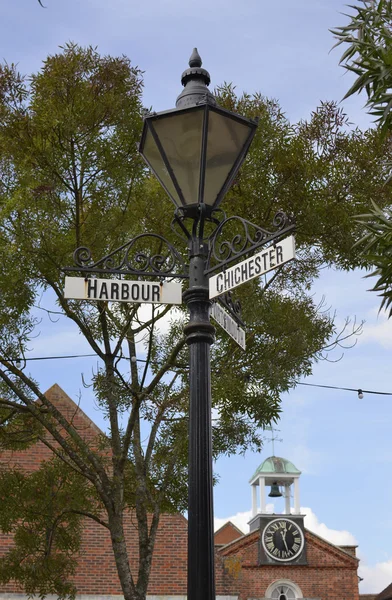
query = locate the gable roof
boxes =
[214,521,244,545]
[217,525,358,567]
[377,583,392,600]
[0,384,104,471]
[44,383,104,440]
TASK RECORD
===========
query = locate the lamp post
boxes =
[139,49,258,600]
[65,49,294,600]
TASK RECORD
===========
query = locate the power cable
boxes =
[3,354,391,397]
[12,353,97,362]
[297,382,392,398]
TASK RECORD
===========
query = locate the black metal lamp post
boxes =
[65,47,295,600]
[139,49,258,600]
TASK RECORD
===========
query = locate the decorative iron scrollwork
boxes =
[218,291,245,328]
[205,210,295,275]
[171,205,226,243]
[65,233,189,279]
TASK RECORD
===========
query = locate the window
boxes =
[271,584,295,600]
[265,579,303,600]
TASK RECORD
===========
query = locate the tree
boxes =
[0,43,390,600]
[331,0,392,135]
[331,0,392,315]
[355,201,392,316]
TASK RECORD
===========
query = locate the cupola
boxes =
[249,455,301,520]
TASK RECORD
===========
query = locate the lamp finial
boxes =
[189,48,202,68]
[176,48,216,108]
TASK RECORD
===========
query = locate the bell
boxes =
[268,482,282,498]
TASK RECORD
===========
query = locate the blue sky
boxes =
[1,0,391,594]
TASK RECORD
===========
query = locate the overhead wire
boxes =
[3,353,392,397]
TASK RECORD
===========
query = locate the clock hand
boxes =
[280,530,289,553]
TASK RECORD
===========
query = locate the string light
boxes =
[297,382,392,397]
[3,355,391,397]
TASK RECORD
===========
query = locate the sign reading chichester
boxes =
[64,277,182,305]
[209,235,295,299]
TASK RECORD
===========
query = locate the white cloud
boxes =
[359,306,392,349]
[359,558,392,594]
[27,327,92,357]
[301,506,357,546]
[214,506,357,547]
[214,509,250,534]
[285,444,323,476]
[215,509,276,534]
[28,302,183,361]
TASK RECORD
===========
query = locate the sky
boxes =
[1,0,391,594]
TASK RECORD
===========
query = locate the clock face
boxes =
[262,518,304,562]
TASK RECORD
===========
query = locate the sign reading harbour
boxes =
[64,277,182,305]
[209,235,295,299]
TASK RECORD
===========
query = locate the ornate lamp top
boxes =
[176,48,217,109]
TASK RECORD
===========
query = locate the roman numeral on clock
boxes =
[262,519,304,561]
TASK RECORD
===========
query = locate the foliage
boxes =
[331,0,392,135]
[355,201,392,316]
[0,459,96,599]
[332,1,392,316]
[0,43,390,599]
[216,85,392,270]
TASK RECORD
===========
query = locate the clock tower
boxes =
[248,455,307,565]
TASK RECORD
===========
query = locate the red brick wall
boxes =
[0,385,360,600]
[0,384,103,472]
[0,511,188,595]
[215,529,360,600]
[0,385,189,595]
[72,511,188,595]
[215,522,243,545]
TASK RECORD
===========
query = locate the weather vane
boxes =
[264,425,283,456]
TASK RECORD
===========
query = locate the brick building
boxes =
[0,385,380,600]
[359,584,392,600]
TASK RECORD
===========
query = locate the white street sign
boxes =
[209,235,295,299]
[211,302,246,350]
[64,276,182,305]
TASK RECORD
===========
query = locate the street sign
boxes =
[209,235,295,299]
[211,302,246,350]
[64,276,182,305]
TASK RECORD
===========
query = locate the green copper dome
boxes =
[250,456,301,482]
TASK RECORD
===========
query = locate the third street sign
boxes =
[64,276,182,305]
[209,235,295,299]
[211,302,246,350]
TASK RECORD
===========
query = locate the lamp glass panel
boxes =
[153,109,204,206]
[142,126,181,206]
[204,111,252,206]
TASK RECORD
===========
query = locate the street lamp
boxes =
[140,49,258,600]
[65,48,295,600]
[139,48,257,219]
